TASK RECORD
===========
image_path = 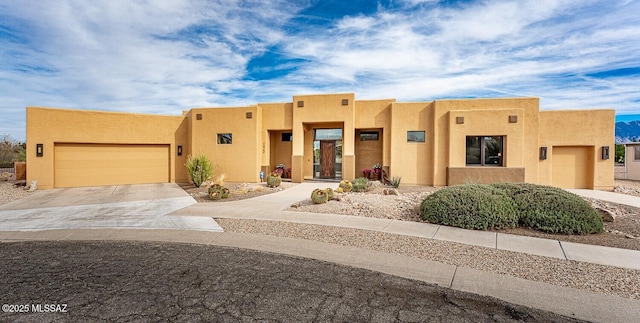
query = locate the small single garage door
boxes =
[54,143,170,188]
[552,146,593,189]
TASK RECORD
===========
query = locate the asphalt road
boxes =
[0,241,578,322]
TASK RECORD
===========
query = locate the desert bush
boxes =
[420,183,603,235]
[489,183,603,234]
[420,184,518,230]
[352,177,369,192]
[389,176,401,188]
[185,154,216,188]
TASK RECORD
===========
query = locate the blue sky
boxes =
[1,0,639,141]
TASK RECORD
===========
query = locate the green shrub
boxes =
[420,183,603,235]
[389,176,401,188]
[185,154,216,187]
[311,188,329,204]
[352,177,369,192]
[339,180,352,192]
[420,184,518,230]
[489,183,603,234]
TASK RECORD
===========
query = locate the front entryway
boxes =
[320,141,336,178]
[313,129,342,179]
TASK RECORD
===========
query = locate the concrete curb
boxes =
[1,229,638,322]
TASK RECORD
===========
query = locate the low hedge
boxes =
[420,184,518,230]
[420,183,603,235]
[489,183,603,234]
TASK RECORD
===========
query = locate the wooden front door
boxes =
[320,140,336,179]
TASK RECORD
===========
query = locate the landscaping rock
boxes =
[596,207,616,222]
[383,188,399,196]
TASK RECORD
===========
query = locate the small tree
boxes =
[0,135,25,167]
[185,153,216,187]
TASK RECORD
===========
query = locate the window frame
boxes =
[466,136,504,166]
[407,131,425,143]
[634,146,640,161]
[217,133,233,145]
[360,131,379,141]
[281,132,292,142]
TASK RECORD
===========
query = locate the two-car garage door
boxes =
[54,144,170,188]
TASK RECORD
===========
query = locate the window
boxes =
[407,131,425,143]
[281,132,292,142]
[314,129,342,140]
[634,146,640,161]
[217,133,232,144]
[466,136,503,166]
[360,131,379,141]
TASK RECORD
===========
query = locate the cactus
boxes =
[208,184,223,194]
[209,189,222,200]
[311,188,329,204]
[336,187,344,193]
[267,172,281,187]
[339,180,352,192]
[325,188,334,200]
[208,184,230,200]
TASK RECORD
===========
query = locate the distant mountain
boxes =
[616,120,640,143]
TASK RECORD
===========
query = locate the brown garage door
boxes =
[54,144,170,188]
[552,146,593,189]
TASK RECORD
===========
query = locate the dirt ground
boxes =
[181,179,640,251]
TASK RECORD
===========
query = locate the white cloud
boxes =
[0,0,639,141]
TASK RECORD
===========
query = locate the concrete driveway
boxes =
[0,183,222,232]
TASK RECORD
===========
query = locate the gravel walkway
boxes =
[216,218,640,301]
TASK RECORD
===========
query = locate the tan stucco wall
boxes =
[355,129,383,176]
[259,103,293,170]
[625,145,640,180]
[269,130,293,172]
[433,98,540,186]
[355,99,394,168]
[26,107,188,189]
[189,106,261,183]
[26,94,614,190]
[390,102,434,185]
[539,110,615,189]
[292,94,356,181]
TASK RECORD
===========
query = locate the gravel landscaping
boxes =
[217,218,640,300]
[0,181,30,206]
[180,181,297,203]
[286,181,640,251]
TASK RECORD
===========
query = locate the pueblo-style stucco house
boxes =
[26,93,614,190]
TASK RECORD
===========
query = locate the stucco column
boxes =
[291,121,304,183]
